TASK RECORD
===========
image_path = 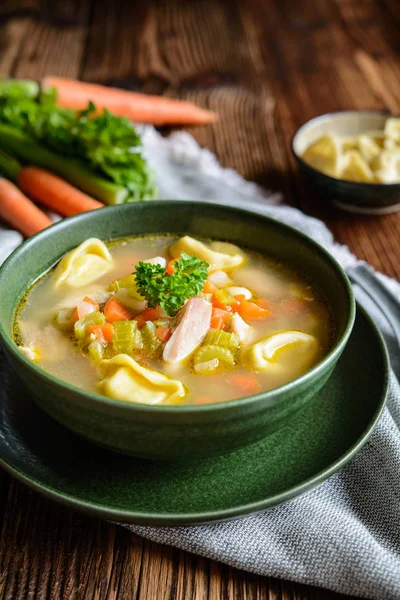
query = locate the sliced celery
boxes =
[133,329,143,350]
[112,320,138,354]
[204,329,240,349]
[194,344,234,367]
[194,358,220,374]
[74,311,106,340]
[109,274,136,292]
[141,321,162,356]
[88,341,105,361]
[215,288,235,305]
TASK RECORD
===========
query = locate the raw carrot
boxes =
[87,323,114,343]
[155,326,173,343]
[17,166,103,216]
[43,77,218,126]
[227,373,262,394]
[104,296,133,322]
[134,306,161,329]
[0,177,52,237]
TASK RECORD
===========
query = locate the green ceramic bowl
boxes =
[292,110,400,215]
[0,202,355,460]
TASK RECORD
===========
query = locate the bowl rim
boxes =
[0,200,356,414]
[291,109,400,190]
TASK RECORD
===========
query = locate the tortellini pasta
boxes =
[97,354,186,405]
[54,238,112,288]
[169,236,245,273]
[301,117,400,184]
[242,331,318,371]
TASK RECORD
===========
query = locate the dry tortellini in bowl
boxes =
[301,118,400,184]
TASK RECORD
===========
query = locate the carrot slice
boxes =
[166,259,177,275]
[235,296,271,320]
[73,296,100,321]
[87,323,114,343]
[227,373,262,394]
[134,306,161,329]
[203,279,219,295]
[43,76,217,126]
[17,166,103,217]
[210,307,230,330]
[104,296,133,322]
[155,326,172,343]
[0,177,52,237]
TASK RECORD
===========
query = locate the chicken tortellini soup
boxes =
[15,235,334,406]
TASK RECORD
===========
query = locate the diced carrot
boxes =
[196,395,215,405]
[235,297,270,320]
[104,296,133,322]
[227,373,262,394]
[210,307,230,330]
[280,298,306,313]
[166,259,177,275]
[134,306,161,329]
[203,279,219,295]
[87,323,114,343]
[73,296,100,322]
[255,298,270,310]
[155,326,173,343]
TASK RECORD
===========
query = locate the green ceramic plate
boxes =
[0,304,388,526]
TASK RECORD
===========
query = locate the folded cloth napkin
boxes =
[0,127,399,600]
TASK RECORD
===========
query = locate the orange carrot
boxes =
[104,296,133,322]
[210,307,230,330]
[134,306,161,329]
[87,323,114,343]
[234,296,271,320]
[155,326,172,343]
[227,373,262,394]
[203,279,219,295]
[0,177,52,237]
[73,296,100,322]
[166,259,177,275]
[17,166,103,217]
[43,77,217,126]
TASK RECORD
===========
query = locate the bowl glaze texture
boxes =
[0,201,355,460]
[292,110,400,215]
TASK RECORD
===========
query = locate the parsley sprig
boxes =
[134,253,209,316]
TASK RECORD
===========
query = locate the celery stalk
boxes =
[0,149,22,181]
[0,79,39,99]
[0,124,128,204]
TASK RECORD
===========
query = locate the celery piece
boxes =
[109,274,137,292]
[74,311,106,340]
[88,341,105,362]
[194,344,235,367]
[204,329,240,349]
[112,320,138,354]
[133,329,143,350]
[194,358,220,374]
[215,288,235,305]
[0,124,128,204]
[141,321,162,356]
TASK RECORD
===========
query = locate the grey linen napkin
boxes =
[0,128,399,600]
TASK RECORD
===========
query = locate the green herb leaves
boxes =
[0,85,156,202]
[134,253,209,316]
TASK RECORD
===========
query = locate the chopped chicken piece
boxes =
[163,297,212,364]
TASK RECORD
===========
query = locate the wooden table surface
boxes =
[0,0,399,598]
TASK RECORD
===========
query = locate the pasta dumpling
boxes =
[97,354,186,405]
[169,236,244,273]
[54,238,112,288]
[242,330,318,371]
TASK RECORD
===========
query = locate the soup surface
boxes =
[16,235,333,405]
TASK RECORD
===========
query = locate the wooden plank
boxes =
[12,0,91,80]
